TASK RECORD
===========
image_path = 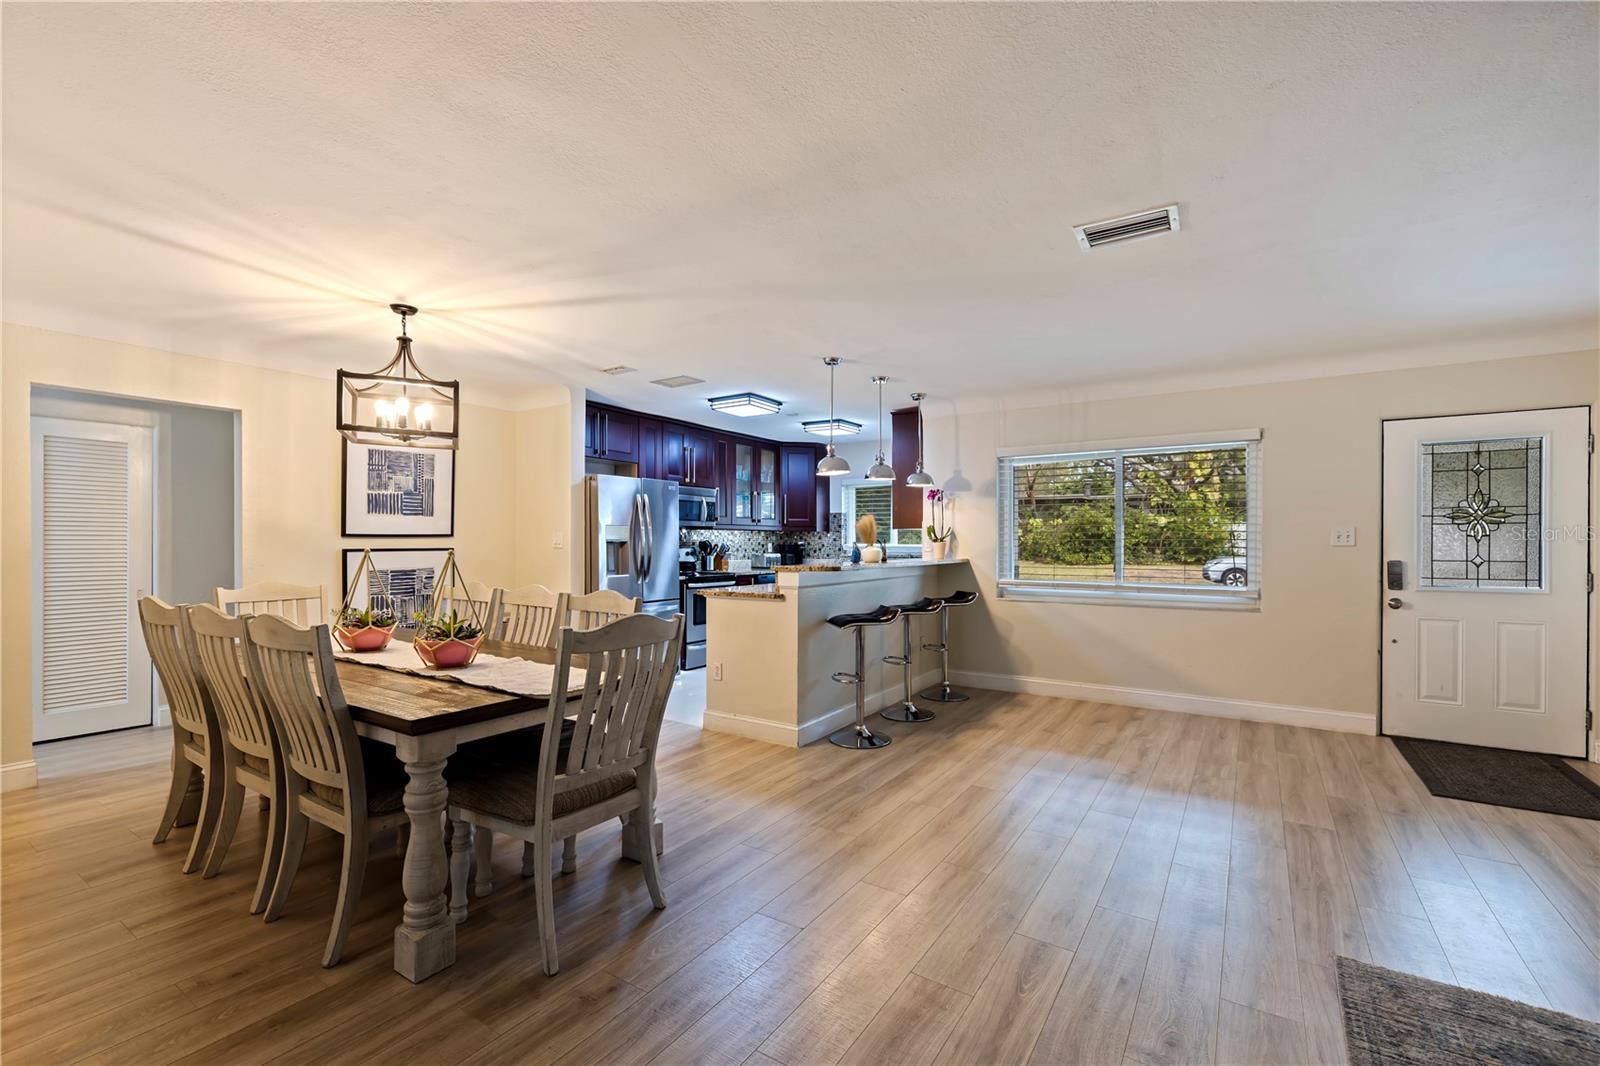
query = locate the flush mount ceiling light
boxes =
[802,418,862,437]
[905,392,935,487]
[816,357,851,478]
[337,304,459,451]
[708,392,782,417]
[866,375,897,482]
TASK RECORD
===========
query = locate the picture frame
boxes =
[341,547,452,622]
[341,440,456,537]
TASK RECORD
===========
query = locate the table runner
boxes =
[333,642,586,699]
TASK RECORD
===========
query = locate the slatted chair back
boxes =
[497,584,568,648]
[216,582,326,626]
[242,615,365,813]
[138,596,213,741]
[186,604,275,764]
[434,578,500,633]
[566,588,641,631]
[541,614,682,813]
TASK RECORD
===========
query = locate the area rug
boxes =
[1391,736,1600,820]
[1336,956,1600,1066]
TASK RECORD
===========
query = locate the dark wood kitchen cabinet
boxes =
[681,426,717,488]
[637,416,663,479]
[587,407,639,464]
[780,444,825,531]
[659,422,687,481]
[726,439,779,527]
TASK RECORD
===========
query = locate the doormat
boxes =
[1337,956,1600,1066]
[1392,736,1600,820]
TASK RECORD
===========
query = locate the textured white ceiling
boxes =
[3,2,1596,435]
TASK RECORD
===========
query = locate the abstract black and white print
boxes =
[367,449,435,517]
[343,549,450,619]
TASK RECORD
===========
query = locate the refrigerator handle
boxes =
[641,492,655,582]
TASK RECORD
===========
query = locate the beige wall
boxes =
[512,387,584,593]
[0,323,555,766]
[931,349,1597,728]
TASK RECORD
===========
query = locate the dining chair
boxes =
[185,604,286,912]
[139,597,225,874]
[434,577,501,632]
[242,614,410,967]
[215,581,326,627]
[495,583,568,649]
[447,613,683,975]
[566,588,641,630]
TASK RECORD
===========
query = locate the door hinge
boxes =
[1589,571,1595,594]
[1590,431,1596,454]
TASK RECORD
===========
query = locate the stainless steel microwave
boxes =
[678,485,720,527]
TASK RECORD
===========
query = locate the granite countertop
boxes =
[698,586,786,601]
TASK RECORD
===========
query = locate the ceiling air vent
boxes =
[599,365,636,376]
[651,375,705,388]
[1073,204,1181,250]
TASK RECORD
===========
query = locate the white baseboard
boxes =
[950,670,1377,735]
[706,669,943,748]
[1,760,40,792]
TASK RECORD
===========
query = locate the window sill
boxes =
[997,584,1261,611]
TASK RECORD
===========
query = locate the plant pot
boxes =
[859,544,885,565]
[333,623,397,652]
[414,635,482,669]
[930,540,949,561]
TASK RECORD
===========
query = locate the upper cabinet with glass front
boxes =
[728,439,779,528]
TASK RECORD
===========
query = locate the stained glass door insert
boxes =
[1417,436,1543,589]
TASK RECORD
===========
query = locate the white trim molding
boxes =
[1,760,40,792]
[706,669,942,747]
[950,671,1377,735]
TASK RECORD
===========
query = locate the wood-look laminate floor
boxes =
[3,693,1597,1065]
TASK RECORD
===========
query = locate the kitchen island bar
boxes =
[702,558,973,746]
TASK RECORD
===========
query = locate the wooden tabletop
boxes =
[336,659,537,735]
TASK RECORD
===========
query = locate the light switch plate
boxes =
[1330,527,1356,547]
[552,532,564,549]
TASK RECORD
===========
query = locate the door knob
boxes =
[1387,597,1403,610]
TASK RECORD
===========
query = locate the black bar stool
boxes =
[881,597,943,723]
[921,589,979,703]
[827,605,901,749]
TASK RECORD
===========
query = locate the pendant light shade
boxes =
[865,375,896,482]
[905,391,935,487]
[337,304,460,450]
[816,357,851,478]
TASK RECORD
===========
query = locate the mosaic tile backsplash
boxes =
[679,513,844,562]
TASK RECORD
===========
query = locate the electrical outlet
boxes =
[1330,527,1356,547]
[712,663,723,681]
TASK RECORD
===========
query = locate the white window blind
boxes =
[998,435,1261,604]
[40,434,132,711]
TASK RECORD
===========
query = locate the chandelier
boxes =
[336,304,459,450]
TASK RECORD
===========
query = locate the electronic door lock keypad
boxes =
[1385,560,1404,591]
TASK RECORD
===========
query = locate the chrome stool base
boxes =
[829,724,891,749]
[919,683,970,704]
[881,701,935,722]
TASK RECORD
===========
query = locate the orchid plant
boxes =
[925,488,952,543]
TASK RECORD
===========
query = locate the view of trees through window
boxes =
[1011,445,1250,587]
[848,485,922,546]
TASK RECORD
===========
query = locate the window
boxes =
[998,432,1260,604]
[843,483,923,553]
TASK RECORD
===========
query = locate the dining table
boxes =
[333,638,661,983]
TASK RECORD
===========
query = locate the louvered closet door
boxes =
[31,418,154,741]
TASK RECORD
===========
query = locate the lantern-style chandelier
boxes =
[336,304,460,450]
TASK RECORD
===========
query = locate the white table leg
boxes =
[393,734,456,982]
[448,818,472,925]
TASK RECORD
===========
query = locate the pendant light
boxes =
[337,304,460,450]
[866,375,896,482]
[816,357,851,477]
[905,392,935,487]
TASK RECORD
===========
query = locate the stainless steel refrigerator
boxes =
[583,474,681,622]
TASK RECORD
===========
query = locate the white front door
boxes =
[31,417,155,741]
[1381,407,1590,757]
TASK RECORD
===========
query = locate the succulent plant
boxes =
[412,609,482,643]
[336,606,397,629]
